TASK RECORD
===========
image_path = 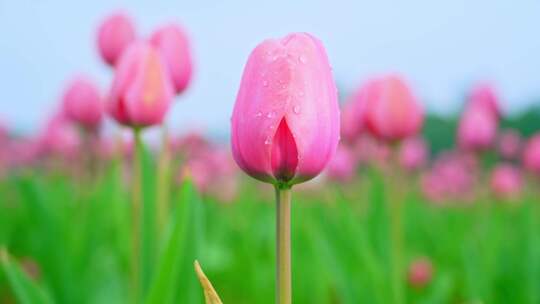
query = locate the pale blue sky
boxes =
[1,0,539,136]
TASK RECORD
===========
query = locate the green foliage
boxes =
[0,162,539,303]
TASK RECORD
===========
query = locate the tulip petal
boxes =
[271,119,298,182]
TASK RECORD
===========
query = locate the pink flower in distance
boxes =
[364,75,424,141]
[497,129,522,160]
[62,76,103,130]
[523,133,540,176]
[39,112,80,158]
[490,163,523,199]
[340,85,369,143]
[231,33,340,186]
[97,12,136,66]
[408,258,433,288]
[150,24,193,95]
[399,137,428,172]
[108,42,174,128]
[468,83,501,118]
[326,145,356,182]
[457,103,497,152]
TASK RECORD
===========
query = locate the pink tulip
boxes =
[468,83,500,118]
[457,103,497,151]
[108,41,174,128]
[62,76,103,130]
[326,145,356,182]
[97,12,136,66]
[523,133,540,176]
[340,85,368,143]
[490,163,523,199]
[150,24,193,95]
[364,75,424,141]
[399,137,428,172]
[231,33,340,186]
[497,130,522,160]
[408,258,433,288]
[39,112,80,158]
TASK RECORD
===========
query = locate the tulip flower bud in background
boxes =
[468,83,501,119]
[62,76,103,130]
[364,75,424,142]
[399,137,428,172]
[408,258,433,288]
[231,33,340,187]
[497,129,522,160]
[523,133,540,176]
[39,112,80,159]
[150,24,193,95]
[457,103,497,152]
[108,42,174,128]
[340,84,368,144]
[490,163,523,199]
[326,145,356,182]
[97,12,136,66]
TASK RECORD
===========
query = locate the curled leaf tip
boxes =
[194,260,223,304]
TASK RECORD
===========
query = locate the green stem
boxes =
[275,186,292,304]
[155,126,171,236]
[388,145,404,304]
[132,128,143,303]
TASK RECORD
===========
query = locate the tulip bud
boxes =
[497,129,522,160]
[457,103,497,151]
[231,33,340,187]
[108,42,174,128]
[490,163,523,199]
[326,145,356,182]
[468,83,500,118]
[150,24,193,95]
[40,112,80,158]
[340,85,368,143]
[523,133,540,176]
[62,76,103,130]
[97,12,136,66]
[399,137,428,172]
[364,75,424,141]
[408,258,433,288]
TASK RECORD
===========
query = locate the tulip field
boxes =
[2,9,540,304]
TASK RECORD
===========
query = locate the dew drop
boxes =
[299,55,307,64]
[255,112,263,118]
[264,138,272,145]
[293,105,301,114]
[262,80,269,87]
[266,111,276,119]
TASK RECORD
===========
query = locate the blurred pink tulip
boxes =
[171,131,210,158]
[497,129,522,160]
[231,33,340,186]
[457,103,497,151]
[399,137,428,172]
[421,151,477,202]
[490,163,523,199]
[108,42,174,128]
[39,112,80,158]
[340,85,368,143]
[364,75,424,141]
[326,145,356,182]
[408,258,433,288]
[62,76,103,130]
[468,83,501,118]
[150,24,193,94]
[523,133,540,176]
[97,12,136,66]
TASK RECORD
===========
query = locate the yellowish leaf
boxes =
[194,260,223,304]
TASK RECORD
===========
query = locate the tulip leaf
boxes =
[194,260,223,304]
[145,175,204,304]
[0,248,53,304]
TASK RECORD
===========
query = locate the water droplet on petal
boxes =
[267,111,276,119]
[255,112,263,118]
[299,55,307,64]
[293,105,301,114]
[264,138,272,145]
[262,80,269,87]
